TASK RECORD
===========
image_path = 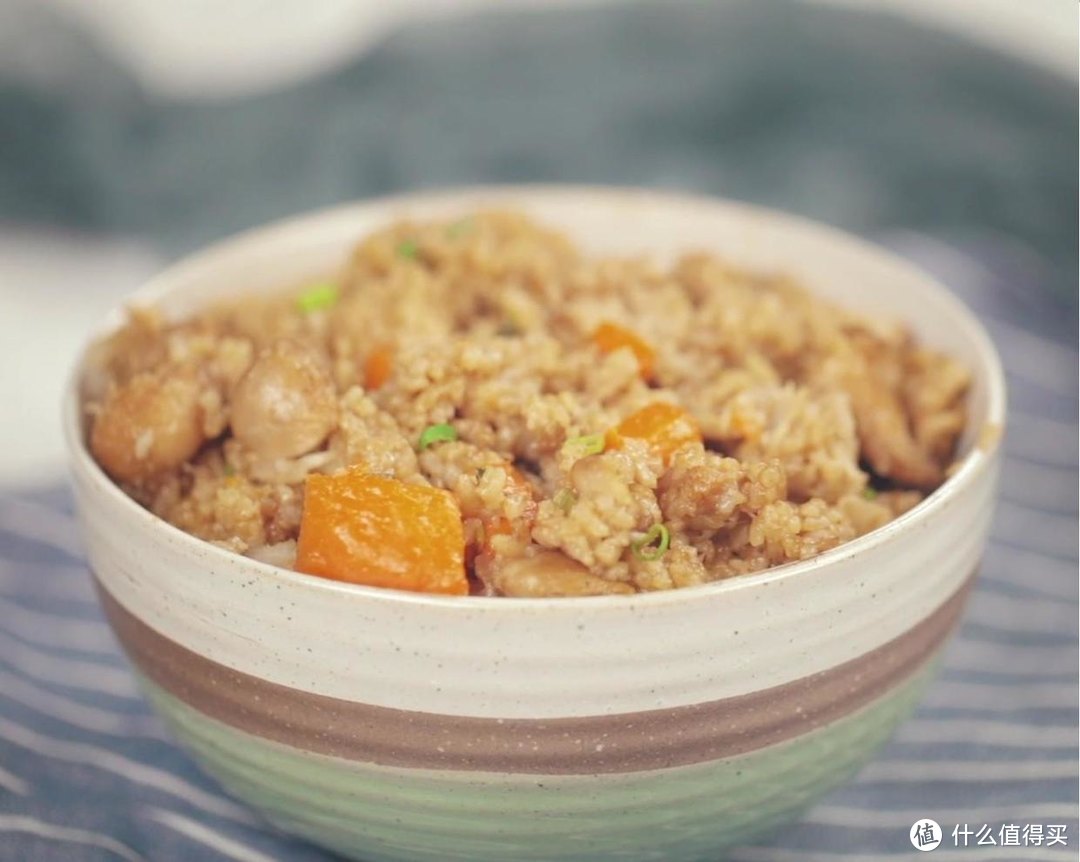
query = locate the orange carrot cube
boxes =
[607,402,701,464]
[363,344,394,390]
[592,322,655,379]
[296,468,467,595]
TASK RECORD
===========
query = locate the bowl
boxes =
[63,187,1005,862]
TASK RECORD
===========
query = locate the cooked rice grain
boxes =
[85,211,969,596]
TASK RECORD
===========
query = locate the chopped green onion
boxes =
[561,433,605,460]
[476,467,487,480]
[631,524,670,562]
[397,239,420,260]
[296,282,339,314]
[223,463,236,477]
[862,487,878,500]
[447,219,474,239]
[553,488,578,514]
[496,322,521,337]
[418,423,458,450]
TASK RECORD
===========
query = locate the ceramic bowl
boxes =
[64,187,1005,862]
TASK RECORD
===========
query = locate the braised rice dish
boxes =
[84,212,969,597]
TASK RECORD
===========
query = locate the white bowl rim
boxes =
[63,183,1007,612]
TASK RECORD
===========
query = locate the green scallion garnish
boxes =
[296,282,339,314]
[561,433,605,460]
[397,239,420,260]
[862,487,878,500]
[553,488,578,514]
[631,524,670,562]
[418,423,458,450]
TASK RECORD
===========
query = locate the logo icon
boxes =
[910,819,942,852]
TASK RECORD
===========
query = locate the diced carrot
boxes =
[592,322,655,379]
[363,344,393,390]
[296,468,467,595]
[606,402,701,464]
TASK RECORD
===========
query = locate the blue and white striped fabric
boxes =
[0,236,1075,860]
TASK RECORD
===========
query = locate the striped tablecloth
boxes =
[0,235,1075,860]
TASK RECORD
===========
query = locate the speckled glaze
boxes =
[64,187,1005,862]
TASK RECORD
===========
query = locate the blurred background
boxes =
[0,0,1075,488]
[0,1,1076,859]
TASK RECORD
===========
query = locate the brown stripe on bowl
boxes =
[97,574,971,775]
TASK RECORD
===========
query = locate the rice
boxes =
[84,211,969,597]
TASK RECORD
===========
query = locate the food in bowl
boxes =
[83,211,969,597]
[68,190,1004,862]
